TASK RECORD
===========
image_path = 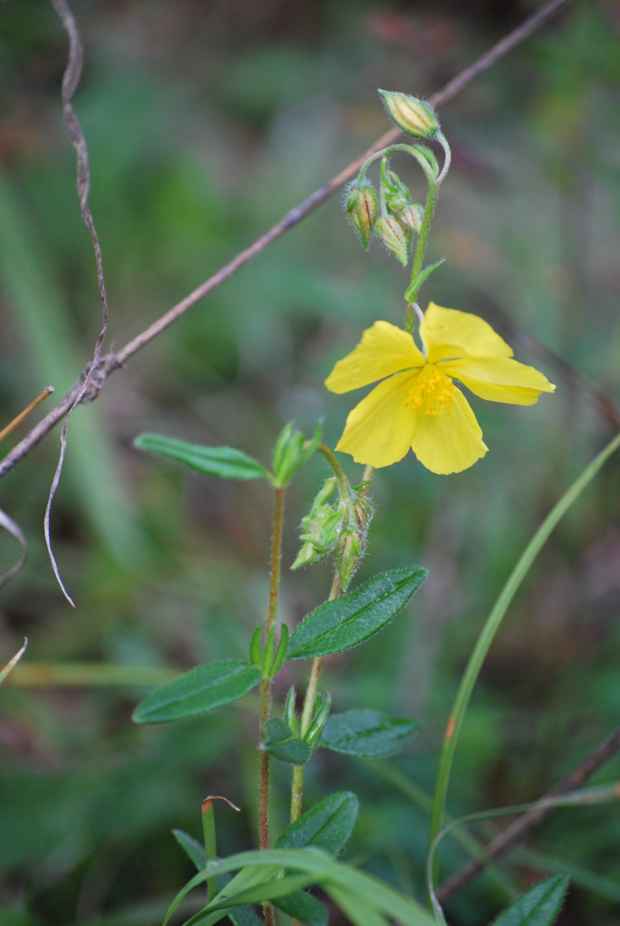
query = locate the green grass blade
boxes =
[429,432,620,852]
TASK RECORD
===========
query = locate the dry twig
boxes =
[437,724,620,901]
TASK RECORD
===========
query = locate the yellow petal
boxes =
[410,383,488,474]
[325,321,424,394]
[442,356,556,406]
[336,371,418,468]
[420,303,513,363]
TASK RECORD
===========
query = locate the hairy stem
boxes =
[258,487,285,926]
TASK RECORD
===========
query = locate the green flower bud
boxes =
[272,420,321,488]
[375,215,409,267]
[291,477,343,570]
[398,203,424,234]
[345,179,378,250]
[382,168,413,222]
[378,90,439,139]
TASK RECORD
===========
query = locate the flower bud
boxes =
[291,477,342,570]
[382,167,413,221]
[398,203,424,234]
[375,216,409,267]
[345,179,378,250]
[378,90,439,139]
[272,421,321,488]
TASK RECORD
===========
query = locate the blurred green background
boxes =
[1,1,619,923]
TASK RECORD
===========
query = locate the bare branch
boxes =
[437,724,620,901]
[0,0,569,481]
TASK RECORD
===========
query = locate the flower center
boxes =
[405,364,454,416]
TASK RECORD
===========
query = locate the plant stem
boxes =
[428,431,620,876]
[259,486,286,926]
[290,569,342,823]
[405,182,438,331]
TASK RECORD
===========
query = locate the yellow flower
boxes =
[325,303,556,475]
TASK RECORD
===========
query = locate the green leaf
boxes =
[277,791,358,856]
[404,257,446,302]
[162,847,435,926]
[274,889,328,926]
[134,433,268,481]
[327,885,389,926]
[263,718,313,765]
[228,907,263,926]
[173,828,206,870]
[288,567,427,660]
[321,709,416,758]
[493,876,570,926]
[132,660,261,724]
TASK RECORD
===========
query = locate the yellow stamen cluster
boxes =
[405,365,453,416]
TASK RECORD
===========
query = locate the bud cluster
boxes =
[291,472,373,592]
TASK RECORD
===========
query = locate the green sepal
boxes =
[134,433,268,481]
[404,257,446,303]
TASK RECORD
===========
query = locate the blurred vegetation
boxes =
[1,1,619,924]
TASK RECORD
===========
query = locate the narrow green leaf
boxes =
[173,828,206,871]
[228,907,263,926]
[263,718,313,766]
[321,709,416,758]
[327,885,389,926]
[274,890,328,926]
[277,791,359,856]
[288,567,427,660]
[132,659,261,724]
[162,848,435,926]
[404,257,446,302]
[430,431,620,850]
[134,433,268,481]
[493,875,570,926]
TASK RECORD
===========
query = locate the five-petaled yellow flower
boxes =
[325,303,555,475]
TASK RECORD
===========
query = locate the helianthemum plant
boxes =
[123,91,602,926]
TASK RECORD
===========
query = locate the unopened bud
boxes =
[375,216,409,267]
[378,90,439,139]
[272,421,321,488]
[336,531,363,592]
[345,180,378,250]
[398,203,424,234]
[291,477,342,570]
